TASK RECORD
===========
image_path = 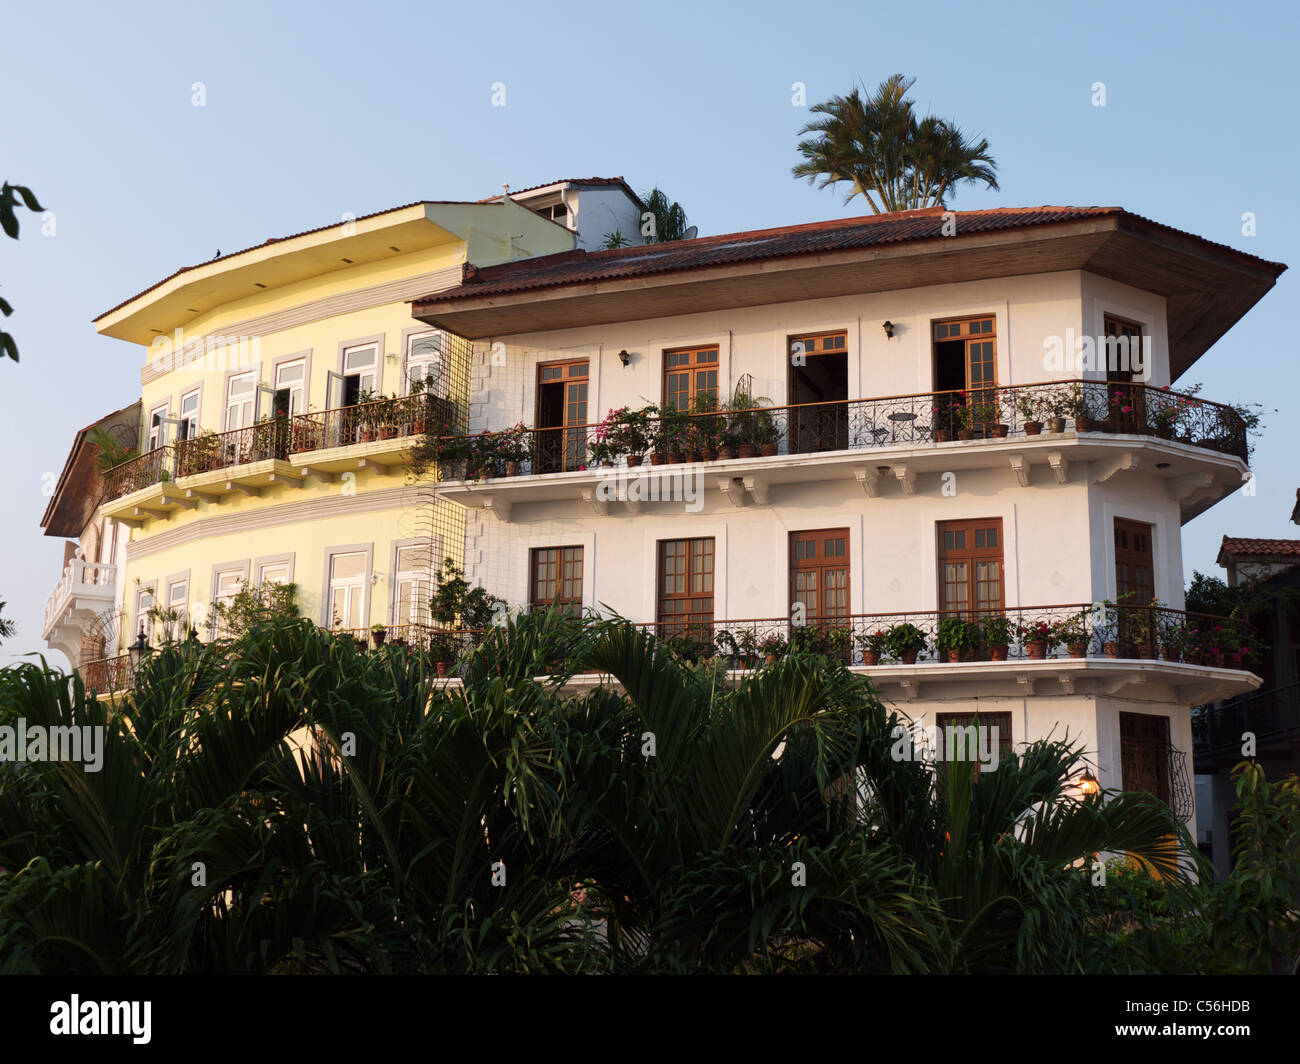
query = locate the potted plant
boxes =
[858,629,887,666]
[492,423,532,476]
[824,626,853,663]
[759,633,787,665]
[733,628,759,668]
[971,395,1008,438]
[981,613,1014,661]
[1015,390,1044,435]
[1017,619,1059,660]
[429,632,458,678]
[1063,383,1093,433]
[950,394,974,440]
[1108,386,1138,434]
[688,392,723,461]
[729,391,760,458]
[371,623,387,647]
[714,628,739,661]
[883,622,927,664]
[1056,612,1089,658]
[373,396,400,440]
[751,406,781,457]
[1043,387,1068,433]
[937,616,978,663]
[656,402,690,464]
[1128,602,1159,659]
[788,624,827,657]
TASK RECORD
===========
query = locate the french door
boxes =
[789,529,850,627]
[536,360,588,473]
[937,518,1004,618]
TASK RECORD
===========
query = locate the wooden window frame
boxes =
[789,528,850,626]
[937,518,1005,616]
[934,710,1013,780]
[661,344,719,413]
[656,537,715,638]
[529,546,584,615]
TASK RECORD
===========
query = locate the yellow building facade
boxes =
[83,196,581,658]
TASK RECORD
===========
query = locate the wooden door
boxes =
[789,529,850,627]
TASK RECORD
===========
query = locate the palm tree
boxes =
[638,187,689,243]
[793,74,999,213]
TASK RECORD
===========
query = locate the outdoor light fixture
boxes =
[1156,462,1171,469]
[882,321,895,339]
[619,349,630,367]
[129,628,151,668]
[1078,771,1100,798]
[187,627,199,644]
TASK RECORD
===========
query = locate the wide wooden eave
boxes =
[412,216,1282,378]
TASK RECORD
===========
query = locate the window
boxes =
[934,711,1013,780]
[1114,518,1154,603]
[789,529,849,625]
[135,585,156,640]
[225,372,256,431]
[259,560,292,586]
[147,405,167,451]
[393,542,437,626]
[273,359,305,417]
[534,203,568,225]
[405,331,443,396]
[657,538,714,638]
[211,568,245,637]
[154,576,188,641]
[179,389,200,440]
[1120,712,1170,803]
[663,345,718,412]
[1103,314,1145,383]
[938,519,1004,616]
[536,360,588,473]
[530,546,583,615]
[341,343,378,406]
[788,331,848,453]
[932,316,998,432]
[327,551,368,630]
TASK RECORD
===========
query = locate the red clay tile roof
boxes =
[1219,536,1300,558]
[414,205,1286,307]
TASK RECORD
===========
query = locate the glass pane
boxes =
[331,552,366,581]
[344,346,376,373]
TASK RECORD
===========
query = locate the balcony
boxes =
[41,551,118,662]
[1193,682,1300,770]
[431,380,1250,521]
[98,394,458,524]
[287,392,454,479]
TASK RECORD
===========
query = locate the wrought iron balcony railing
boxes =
[289,392,455,454]
[434,379,1248,481]
[174,419,293,476]
[1193,682,1300,756]
[77,603,1257,695]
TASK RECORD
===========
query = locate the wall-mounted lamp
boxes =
[618,349,630,368]
[1078,770,1100,798]
[882,321,895,339]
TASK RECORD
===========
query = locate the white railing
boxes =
[43,550,117,633]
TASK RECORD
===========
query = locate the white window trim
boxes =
[321,543,373,629]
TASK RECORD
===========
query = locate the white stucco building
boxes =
[412,204,1286,828]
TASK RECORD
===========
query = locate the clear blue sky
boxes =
[2,0,1295,666]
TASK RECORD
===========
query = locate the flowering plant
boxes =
[1017,619,1061,648]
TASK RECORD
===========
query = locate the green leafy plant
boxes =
[208,581,300,639]
[430,558,505,632]
[980,613,1013,649]
[883,622,926,660]
[936,617,978,656]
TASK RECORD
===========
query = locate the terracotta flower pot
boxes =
[1104,641,1120,658]
[1074,417,1093,433]
[717,446,735,460]
[702,448,717,462]
[504,460,519,476]
[372,630,386,646]
[1067,642,1087,658]
[934,429,952,443]
[738,444,757,458]
[435,661,448,678]
[1047,417,1066,433]
[958,430,974,441]
[1138,642,1156,659]
[861,649,879,666]
[900,649,919,665]
[945,649,962,663]
[990,424,1009,438]
[668,451,685,464]
[761,443,778,457]
[764,653,777,666]
[989,645,1009,661]
[650,453,666,466]
[684,450,701,464]
[626,454,643,467]
[1024,421,1043,436]
[1025,639,1047,659]
[360,429,377,443]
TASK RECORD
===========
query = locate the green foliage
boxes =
[883,622,926,658]
[86,427,138,474]
[0,614,1282,974]
[1,180,45,363]
[429,558,504,630]
[638,187,688,243]
[0,599,14,644]
[793,75,998,213]
[207,581,299,639]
